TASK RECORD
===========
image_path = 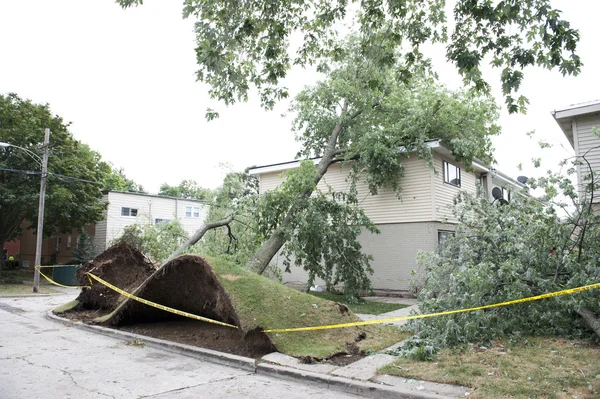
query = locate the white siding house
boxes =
[552,100,600,206]
[93,191,208,252]
[249,140,525,293]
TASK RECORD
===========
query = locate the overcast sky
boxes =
[1,0,598,194]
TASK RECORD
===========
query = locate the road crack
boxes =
[138,373,253,398]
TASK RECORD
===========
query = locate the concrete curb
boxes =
[256,363,439,399]
[47,310,459,399]
[46,311,256,372]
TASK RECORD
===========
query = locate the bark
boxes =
[576,307,600,339]
[246,102,351,275]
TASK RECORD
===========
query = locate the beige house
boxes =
[552,100,600,208]
[249,140,525,294]
[93,191,209,252]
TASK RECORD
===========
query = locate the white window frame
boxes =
[121,207,138,217]
[443,160,461,187]
[185,206,201,218]
[67,235,72,249]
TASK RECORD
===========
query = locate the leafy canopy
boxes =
[158,179,213,201]
[117,0,581,113]
[400,166,600,359]
[253,35,501,301]
[0,93,117,246]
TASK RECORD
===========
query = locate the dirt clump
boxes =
[105,255,276,358]
[75,242,155,310]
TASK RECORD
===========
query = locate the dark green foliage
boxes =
[401,171,600,357]
[71,231,98,264]
[158,179,213,201]
[0,93,115,255]
[118,0,581,113]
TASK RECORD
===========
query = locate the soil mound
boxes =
[76,242,155,310]
[106,255,276,357]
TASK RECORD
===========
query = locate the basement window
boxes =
[121,207,138,217]
[438,230,455,253]
[443,161,461,187]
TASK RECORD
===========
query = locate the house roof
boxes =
[101,190,206,204]
[248,140,526,189]
[551,99,600,148]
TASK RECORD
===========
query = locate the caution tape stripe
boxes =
[262,282,600,333]
[82,270,600,334]
[86,273,239,329]
[38,265,81,268]
[34,267,88,289]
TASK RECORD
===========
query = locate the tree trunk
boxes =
[246,103,349,275]
[576,307,600,339]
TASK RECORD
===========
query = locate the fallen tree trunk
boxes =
[576,307,600,339]
[245,103,350,275]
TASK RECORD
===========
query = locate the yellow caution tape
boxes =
[86,273,239,329]
[262,282,600,333]
[34,266,88,289]
[38,264,81,268]
[82,269,600,334]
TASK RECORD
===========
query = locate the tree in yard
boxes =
[398,150,600,359]
[243,35,500,300]
[0,93,116,266]
[158,179,213,201]
[115,0,583,298]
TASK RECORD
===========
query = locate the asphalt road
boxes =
[0,293,361,399]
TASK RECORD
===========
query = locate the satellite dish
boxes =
[517,176,529,184]
[492,187,503,200]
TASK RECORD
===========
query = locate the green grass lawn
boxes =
[308,291,409,315]
[379,337,600,399]
[207,256,409,358]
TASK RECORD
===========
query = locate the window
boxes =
[438,230,455,253]
[155,218,171,225]
[185,206,201,218]
[67,235,72,249]
[76,235,81,248]
[443,161,461,187]
[121,207,138,217]
[56,237,62,253]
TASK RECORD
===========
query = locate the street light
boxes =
[0,128,50,293]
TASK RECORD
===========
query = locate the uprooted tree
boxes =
[399,147,600,359]
[246,35,500,300]
[116,0,583,299]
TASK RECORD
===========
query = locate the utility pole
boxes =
[33,128,50,293]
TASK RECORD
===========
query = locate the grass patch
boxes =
[0,284,61,295]
[308,291,409,315]
[207,256,408,358]
[0,268,35,284]
[54,299,80,313]
[379,337,600,398]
